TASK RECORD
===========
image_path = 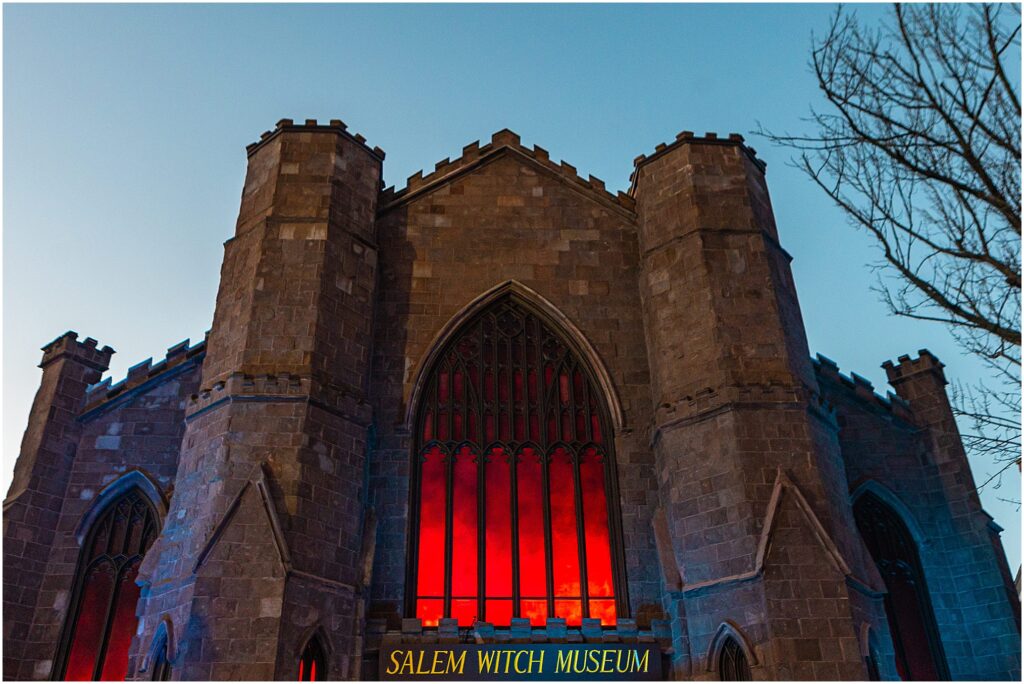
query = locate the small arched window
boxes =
[718,637,751,681]
[150,636,171,681]
[410,296,624,627]
[854,492,948,680]
[56,487,159,680]
[298,637,326,681]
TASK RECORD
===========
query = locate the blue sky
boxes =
[3,3,1019,568]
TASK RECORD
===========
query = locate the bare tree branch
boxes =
[759,3,1021,488]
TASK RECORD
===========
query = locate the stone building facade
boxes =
[3,118,1020,681]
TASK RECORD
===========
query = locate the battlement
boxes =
[245,118,385,162]
[387,615,671,647]
[378,128,636,215]
[628,130,766,193]
[812,353,913,422]
[40,331,114,372]
[83,336,206,412]
[882,349,947,385]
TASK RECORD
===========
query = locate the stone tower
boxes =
[132,121,384,680]
[3,334,114,679]
[632,134,891,679]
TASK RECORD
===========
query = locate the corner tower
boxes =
[632,133,891,679]
[130,120,384,680]
[3,334,113,680]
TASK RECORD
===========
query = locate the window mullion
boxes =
[581,367,592,443]
[541,448,555,620]
[568,361,578,443]
[477,447,486,624]
[90,560,125,680]
[573,448,590,620]
[443,445,455,619]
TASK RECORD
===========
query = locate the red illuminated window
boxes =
[56,488,158,681]
[854,493,948,681]
[298,636,326,681]
[411,297,622,628]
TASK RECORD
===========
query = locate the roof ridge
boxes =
[379,129,635,213]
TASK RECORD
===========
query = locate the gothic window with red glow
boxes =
[411,297,623,628]
[298,636,326,681]
[854,493,948,681]
[57,488,158,681]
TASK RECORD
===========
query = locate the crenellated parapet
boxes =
[40,331,114,372]
[82,337,206,413]
[812,353,914,423]
[377,616,671,648]
[378,128,635,215]
[628,131,765,193]
[882,349,946,385]
[245,117,385,161]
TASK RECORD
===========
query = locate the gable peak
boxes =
[379,128,635,214]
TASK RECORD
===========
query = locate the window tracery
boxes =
[57,488,158,681]
[411,297,622,627]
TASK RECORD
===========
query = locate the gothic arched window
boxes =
[57,487,159,680]
[854,493,948,681]
[298,636,326,681]
[410,296,624,628]
[718,637,751,681]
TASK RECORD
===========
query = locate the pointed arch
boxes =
[859,623,882,681]
[297,629,329,681]
[144,617,174,681]
[705,620,758,674]
[406,286,628,628]
[294,624,333,658]
[853,491,949,680]
[54,482,161,680]
[405,280,624,433]
[74,469,167,545]
[850,480,927,547]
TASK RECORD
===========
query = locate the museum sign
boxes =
[380,643,661,680]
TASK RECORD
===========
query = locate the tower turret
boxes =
[3,332,113,679]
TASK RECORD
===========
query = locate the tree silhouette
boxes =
[762,4,1021,494]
